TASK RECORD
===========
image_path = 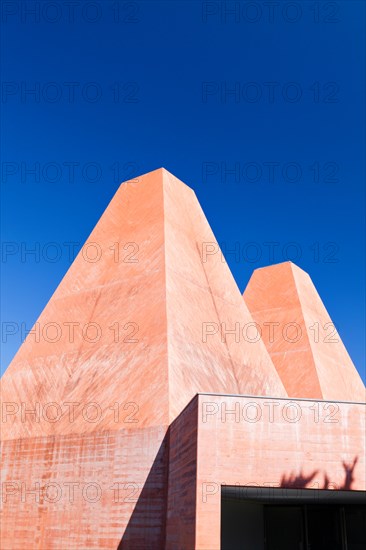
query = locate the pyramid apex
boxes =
[252,261,309,277]
[118,167,194,192]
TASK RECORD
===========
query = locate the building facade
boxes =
[1,168,365,549]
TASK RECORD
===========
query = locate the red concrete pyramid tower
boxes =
[1,168,286,441]
[243,261,365,401]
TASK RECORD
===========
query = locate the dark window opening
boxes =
[221,487,366,550]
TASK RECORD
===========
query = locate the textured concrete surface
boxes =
[1,168,364,549]
[1,426,168,549]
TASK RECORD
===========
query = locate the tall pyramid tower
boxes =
[1,168,287,549]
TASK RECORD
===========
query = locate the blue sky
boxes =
[1,1,365,382]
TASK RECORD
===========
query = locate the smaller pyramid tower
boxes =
[243,261,365,401]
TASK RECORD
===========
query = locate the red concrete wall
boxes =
[194,393,366,550]
[2,393,365,550]
[1,426,168,550]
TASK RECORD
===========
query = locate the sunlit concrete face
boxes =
[1,168,365,549]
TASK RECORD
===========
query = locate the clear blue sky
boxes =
[1,1,365,383]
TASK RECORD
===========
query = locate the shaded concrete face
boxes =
[243,261,365,401]
[1,168,365,549]
[161,169,287,419]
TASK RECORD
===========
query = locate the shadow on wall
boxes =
[118,444,359,550]
[280,457,359,490]
[118,432,169,550]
